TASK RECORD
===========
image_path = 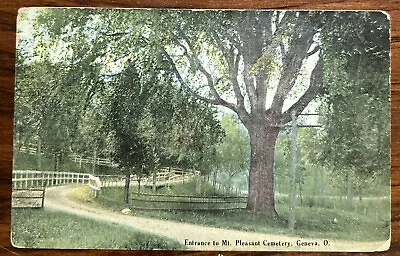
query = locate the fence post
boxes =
[30,172,34,187]
[41,187,46,208]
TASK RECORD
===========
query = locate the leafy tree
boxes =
[23,8,389,215]
[216,114,250,192]
[104,50,224,201]
[154,10,325,214]
[14,57,85,171]
[25,8,324,214]
[319,12,390,206]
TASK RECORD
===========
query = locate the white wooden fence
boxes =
[12,167,200,207]
[12,168,199,190]
[19,146,118,168]
[89,168,200,191]
[12,170,90,189]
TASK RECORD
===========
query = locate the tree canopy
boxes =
[15,8,390,215]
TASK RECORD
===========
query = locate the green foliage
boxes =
[11,208,185,249]
[97,185,389,241]
[16,8,390,215]
[14,151,118,174]
[317,12,390,197]
[216,114,250,190]
[105,58,224,176]
[250,52,281,76]
[16,8,224,179]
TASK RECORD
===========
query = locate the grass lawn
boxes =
[11,208,185,250]
[94,182,390,242]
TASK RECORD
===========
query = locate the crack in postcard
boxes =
[11,7,390,252]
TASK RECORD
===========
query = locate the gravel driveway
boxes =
[44,184,389,252]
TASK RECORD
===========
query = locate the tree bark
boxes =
[213,170,217,195]
[137,177,141,194]
[165,12,322,216]
[152,169,157,192]
[124,173,130,203]
[247,124,280,215]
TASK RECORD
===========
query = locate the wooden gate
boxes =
[12,187,46,208]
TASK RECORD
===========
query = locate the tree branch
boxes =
[161,47,243,117]
[280,42,286,60]
[270,22,317,113]
[210,29,248,114]
[176,34,225,103]
[280,56,323,124]
[243,63,257,113]
[99,31,130,37]
[307,45,320,57]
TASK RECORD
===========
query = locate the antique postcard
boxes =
[11,8,390,252]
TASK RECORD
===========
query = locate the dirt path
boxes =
[44,184,389,252]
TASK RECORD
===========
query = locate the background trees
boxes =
[319,12,390,207]
[15,8,225,183]
[15,9,390,217]
[216,114,250,192]
[155,10,324,214]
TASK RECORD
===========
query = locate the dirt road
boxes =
[44,184,389,252]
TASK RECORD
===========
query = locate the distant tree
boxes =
[27,9,324,214]
[14,58,85,171]
[105,56,223,201]
[216,114,250,192]
[22,8,389,215]
[319,12,390,206]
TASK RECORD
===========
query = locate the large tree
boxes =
[105,46,224,201]
[25,8,389,215]
[154,10,323,214]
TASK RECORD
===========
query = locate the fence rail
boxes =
[12,188,45,208]
[19,146,119,168]
[130,192,247,211]
[12,170,90,189]
[89,168,199,190]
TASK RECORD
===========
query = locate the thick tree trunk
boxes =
[247,124,280,215]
